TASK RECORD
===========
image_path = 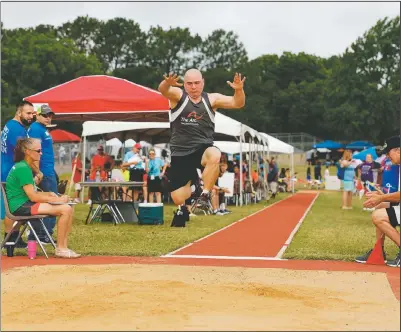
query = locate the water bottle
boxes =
[95,170,101,182]
[27,240,37,259]
[6,243,14,257]
[107,170,112,181]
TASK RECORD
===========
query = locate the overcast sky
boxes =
[1,1,399,59]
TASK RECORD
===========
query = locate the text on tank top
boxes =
[169,91,215,156]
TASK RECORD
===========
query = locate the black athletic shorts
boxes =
[386,204,400,228]
[148,176,162,193]
[13,201,40,216]
[169,144,219,192]
[129,168,145,182]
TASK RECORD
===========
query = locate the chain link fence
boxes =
[268,132,321,152]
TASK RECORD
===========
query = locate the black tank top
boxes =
[169,91,215,156]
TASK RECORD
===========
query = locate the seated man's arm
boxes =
[364,191,400,208]
[23,184,68,203]
[382,191,400,203]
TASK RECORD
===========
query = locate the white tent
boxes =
[259,133,294,154]
[106,138,122,158]
[125,139,136,147]
[82,121,169,137]
[82,112,262,143]
[214,141,265,154]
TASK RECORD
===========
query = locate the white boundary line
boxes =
[161,254,287,261]
[163,194,294,257]
[275,193,320,259]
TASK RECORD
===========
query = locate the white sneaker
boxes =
[55,248,81,259]
[86,199,92,205]
[74,198,80,203]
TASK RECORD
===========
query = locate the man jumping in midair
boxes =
[158,69,246,226]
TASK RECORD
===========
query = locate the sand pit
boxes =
[2,263,399,331]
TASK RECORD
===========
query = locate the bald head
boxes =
[183,68,204,100]
[184,68,203,82]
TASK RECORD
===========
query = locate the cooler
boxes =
[138,203,164,225]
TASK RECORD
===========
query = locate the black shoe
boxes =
[355,248,387,264]
[39,237,57,245]
[181,206,190,222]
[387,251,400,267]
[171,208,186,227]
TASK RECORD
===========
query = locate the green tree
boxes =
[323,16,400,142]
[197,29,248,71]
[58,15,101,55]
[93,18,147,72]
[1,29,103,107]
[145,26,202,74]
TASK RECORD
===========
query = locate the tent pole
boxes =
[239,125,243,207]
[81,135,87,202]
[291,152,295,194]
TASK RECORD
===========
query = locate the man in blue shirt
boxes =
[1,101,35,247]
[27,104,57,244]
[381,157,400,193]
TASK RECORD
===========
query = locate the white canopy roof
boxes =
[82,121,169,137]
[259,133,294,154]
[214,141,266,154]
[82,112,267,144]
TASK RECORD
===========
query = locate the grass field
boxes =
[4,166,399,261]
[283,190,399,261]
[6,195,287,257]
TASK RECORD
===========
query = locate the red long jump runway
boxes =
[166,192,318,259]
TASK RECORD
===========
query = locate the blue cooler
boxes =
[138,203,164,225]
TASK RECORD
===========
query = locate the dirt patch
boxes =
[2,264,399,331]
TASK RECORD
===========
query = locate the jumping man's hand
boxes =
[227,73,246,90]
[163,73,183,87]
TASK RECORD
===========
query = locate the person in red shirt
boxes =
[72,152,83,203]
[91,145,114,171]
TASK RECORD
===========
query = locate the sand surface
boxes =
[2,263,399,331]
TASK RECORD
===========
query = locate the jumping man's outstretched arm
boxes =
[158,73,183,105]
[209,73,246,110]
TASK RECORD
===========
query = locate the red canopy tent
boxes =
[24,75,170,122]
[50,129,81,143]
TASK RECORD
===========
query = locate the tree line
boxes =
[1,15,399,143]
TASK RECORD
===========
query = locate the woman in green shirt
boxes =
[6,138,80,258]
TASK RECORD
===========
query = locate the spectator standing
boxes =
[340,150,356,210]
[1,101,35,248]
[146,148,167,203]
[27,105,58,244]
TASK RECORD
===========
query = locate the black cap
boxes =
[378,136,400,154]
[37,104,54,115]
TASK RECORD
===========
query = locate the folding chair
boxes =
[1,184,56,259]
[191,192,214,215]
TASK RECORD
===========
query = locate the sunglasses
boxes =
[29,148,42,153]
[40,113,53,118]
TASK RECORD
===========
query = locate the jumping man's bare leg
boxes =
[201,147,221,192]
